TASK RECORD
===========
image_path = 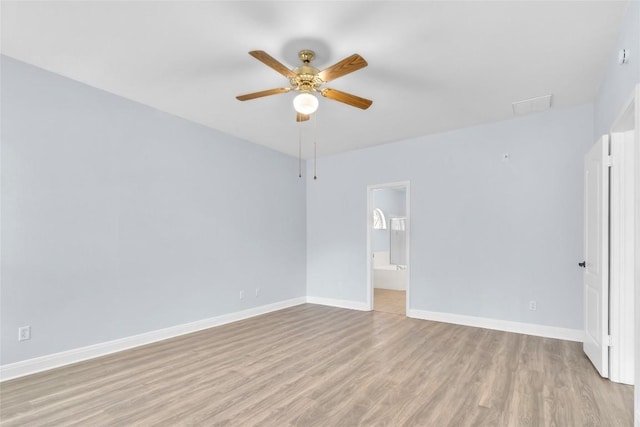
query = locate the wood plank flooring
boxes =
[374,289,406,315]
[0,304,633,426]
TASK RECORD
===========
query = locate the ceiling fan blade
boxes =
[321,88,373,110]
[236,87,291,101]
[318,54,368,83]
[296,112,310,122]
[249,50,297,79]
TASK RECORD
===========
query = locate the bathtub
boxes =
[373,251,407,290]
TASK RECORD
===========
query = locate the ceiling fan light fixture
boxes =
[293,92,318,115]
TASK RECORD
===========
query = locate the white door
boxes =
[583,135,610,377]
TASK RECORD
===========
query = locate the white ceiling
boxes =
[1,1,629,158]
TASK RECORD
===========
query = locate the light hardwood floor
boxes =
[0,304,633,426]
[374,288,406,315]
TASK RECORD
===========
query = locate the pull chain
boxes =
[298,118,302,178]
[313,111,318,180]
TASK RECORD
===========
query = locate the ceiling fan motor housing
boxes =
[291,72,323,93]
[292,50,323,93]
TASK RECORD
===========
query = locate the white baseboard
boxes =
[0,298,585,382]
[408,309,584,342]
[306,296,369,311]
[0,297,307,382]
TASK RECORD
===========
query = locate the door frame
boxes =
[609,88,637,385]
[626,84,640,425]
[366,181,411,313]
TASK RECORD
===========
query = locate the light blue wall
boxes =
[0,56,306,365]
[307,104,593,329]
[594,0,640,139]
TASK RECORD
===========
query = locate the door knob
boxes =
[578,261,586,268]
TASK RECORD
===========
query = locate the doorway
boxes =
[367,181,410,315]
[583,86,637,386]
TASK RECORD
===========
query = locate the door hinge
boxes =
[606,155,613,167]
[607,335,614,347]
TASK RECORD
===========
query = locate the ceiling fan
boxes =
[236,49,373,122]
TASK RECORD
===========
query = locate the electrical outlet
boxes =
[529,301,537,311]
[18,326,31,341]
[239,290,245,300]
[255,288,260,297]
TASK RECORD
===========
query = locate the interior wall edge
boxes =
[0,297,307,382]
[408,308,584,343]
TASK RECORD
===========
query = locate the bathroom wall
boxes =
[372,188,406,253]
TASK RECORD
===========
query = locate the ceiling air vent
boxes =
[512,94,552,116]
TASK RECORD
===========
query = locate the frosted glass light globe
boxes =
[293,93,319,115]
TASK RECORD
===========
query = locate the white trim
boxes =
[405,185,411,313]
[366,187,373,310]
[408,309,584,342]
[0,297,307,382]
[306,296,369,311]
[632,84,640,427]
[609,127,636,385]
